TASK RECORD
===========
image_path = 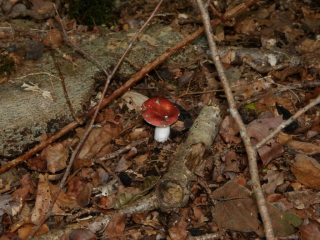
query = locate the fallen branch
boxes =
[28,1,165,238]
[32,103,222,239]
[255,94,320,150]
[196,0,276,239]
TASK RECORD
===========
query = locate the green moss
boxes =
[68,0,116,27]
[0,55,15,77]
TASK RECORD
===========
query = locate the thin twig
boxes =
[51,52,83,124]
[54,4,111,78]
[94,138,148,162]
[209,1,226,23]
[196,0,275,239]
[255,94,320,150]
[27,2,164,238]
[237,79,320,108]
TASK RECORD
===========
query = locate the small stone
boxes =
[25,40,44,60]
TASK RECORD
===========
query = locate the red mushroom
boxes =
[141,97,180,142]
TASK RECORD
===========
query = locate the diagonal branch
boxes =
[27,1,164,238]
[255,94,320,150]
[195,0,276,239]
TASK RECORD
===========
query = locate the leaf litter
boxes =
[2,0,320,239]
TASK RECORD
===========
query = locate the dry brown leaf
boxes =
[291,154,320,190]
[49,182,79,211]
[168,208,189,240]
[211,180,264,236]
[219,116,241,144]
[211,179,302,237]
[12,173,35,202]
[247,116,284,166]
[31,174,56,224]
[40,143,69,174]
[279,132,320,155]
[299,219,320,240]
[18,223,49,239]
[66,177,93,206]
[132,212,160,227]
[262,170,284,194]
[105,213,126,237]
[134,154,148,166]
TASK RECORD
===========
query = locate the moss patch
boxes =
[68,0,116,27]
[0,54,15,77]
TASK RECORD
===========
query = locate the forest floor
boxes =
[1,0,320,239]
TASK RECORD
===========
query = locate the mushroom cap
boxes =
[141,97,180,127]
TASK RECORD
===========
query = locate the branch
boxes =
[27,1,164,238]
[255,94,320,150]
[195,0,276,239]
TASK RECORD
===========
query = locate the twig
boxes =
[94,138,148,162]
[0,0,256,176]
[255,94,320,150]
[195,0,275,239]
[27,2,164,238]
[209,1,226,23]
[51,52,83,124]
[54,4,111,78]
[237,79,320,108]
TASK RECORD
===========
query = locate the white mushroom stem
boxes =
[154,126,170,142]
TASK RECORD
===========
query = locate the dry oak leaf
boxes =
[247,116,284,166]
[291,154,320,190]
[105,213,126,237]
[40,142,69,174]
[211,179,264,237]
[279,132,320,155]
[219,115,241,144]
[299,219,320,240]
[211,179,302,237]
[262,170,284,195]
[31,174,64,225]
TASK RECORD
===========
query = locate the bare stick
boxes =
[94,138,148,162]
[0,0,256,175]
[195,0,275,239]
[54,4,111,78]
[27,1,164,238]
[237,79,320,108]
[255,94,320,150]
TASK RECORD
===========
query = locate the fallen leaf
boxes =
[211,179,302,237]
[40,143,69,174]
[247,116,284,165]
[18,223,49,239]
[279,132,320,155]
[105,213,126,237]
[262,170,284,194]
[299,219,320,240]
[291,154,320,190]
[121,91,149,111]
[31,174,57,224]
[211,180,264,236]
[12,173,35,202]
[219,116,241,144]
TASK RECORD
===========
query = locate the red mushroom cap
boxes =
[141,97,180,127]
